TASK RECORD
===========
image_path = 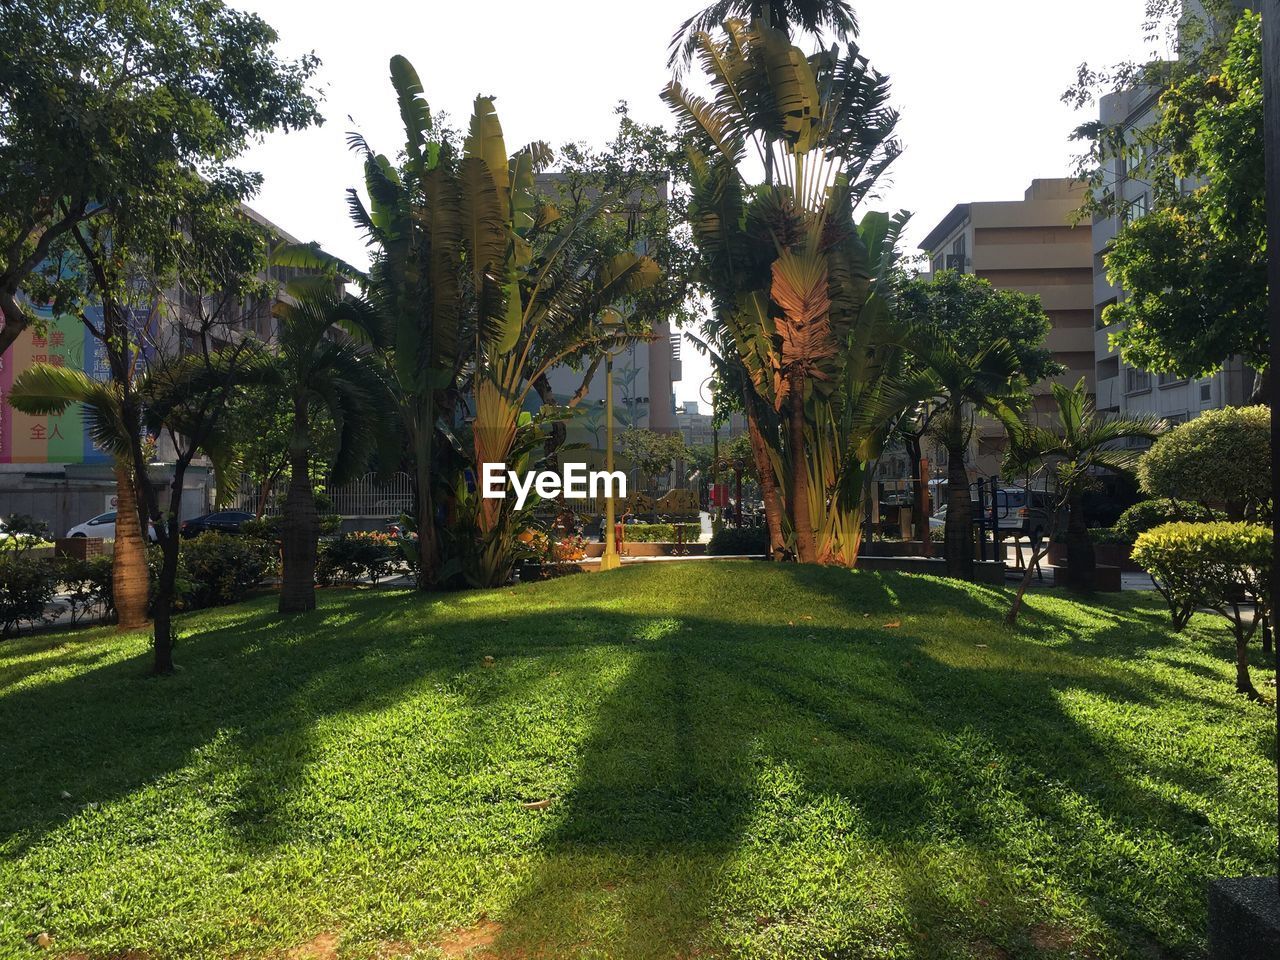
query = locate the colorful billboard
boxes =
[0,308,112,465]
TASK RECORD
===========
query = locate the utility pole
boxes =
[1263,0,1279,904]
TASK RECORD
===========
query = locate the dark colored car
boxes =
[179,510,255,539]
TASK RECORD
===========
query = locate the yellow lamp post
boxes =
[599,308,622,571]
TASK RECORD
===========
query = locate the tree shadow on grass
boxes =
[0,564,1273,959]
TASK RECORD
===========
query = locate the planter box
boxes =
[1048,542,1140,573]
[584,541,706,558]
[1050,563,1123,593]
[55,537,106,560]
[859,540,928,558]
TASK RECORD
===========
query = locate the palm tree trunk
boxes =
[787,369,816,564]
[744,401,786,560]
[1064,488,1095,591]
[944,437,973,581]
[412,417,439,589]
[279,402,318,613]
[111,461,150,631]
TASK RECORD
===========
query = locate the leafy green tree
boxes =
[273,285,394,613]
[897,272,1061,384]
[0,0,319,357]
[619,428,689,511]
[1066,6,1263,386]
[898,338,1027,580]
[1137,405,1270,521]
[894,271,1060,543]
[1005,379,1165,611]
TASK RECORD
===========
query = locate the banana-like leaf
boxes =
[389,55,431,161]
[464,96,510,220]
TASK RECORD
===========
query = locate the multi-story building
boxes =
[919,178,1096,475]
[1090,63,1253,423]
[673,401,746,449]
[533,171,682,459]
[0,203,326,534]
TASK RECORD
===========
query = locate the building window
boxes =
[1125,367,1151,394]
[932,255,944,274]
[1158,371,1187,388]
[1199,380,1213,405]
[1124,192,1149,224]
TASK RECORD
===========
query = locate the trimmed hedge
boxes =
[1113,498,1215,543]
[708,526,769,556]
[1132,521,1271,628]
[316,531,400,585]
[620,523,701,544]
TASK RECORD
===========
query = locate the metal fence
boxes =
[230,471,414,520]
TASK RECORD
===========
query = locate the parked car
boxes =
[66,511,158,542]
[179,510,255,539]
[929,488,1051,538]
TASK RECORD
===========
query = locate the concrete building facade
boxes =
[1090,86,1254,424]
[919,178,1096,474]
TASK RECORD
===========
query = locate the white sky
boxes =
[234,0,1157,402]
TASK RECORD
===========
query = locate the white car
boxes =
[66,511,157,542]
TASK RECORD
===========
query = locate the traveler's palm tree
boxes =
[1005,378,1166,591]
[668,0,858,69]
[667,18,904,564]
[7,365,150,629]
[274,284,394,613]
[892,337,1027,580]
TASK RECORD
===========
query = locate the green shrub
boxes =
[179,534,276,609]
[1132,520,1271,697]
[708,526,769,556]
[1133,521,1270,627]
[55,555,114,623]
[1087,527,1129,545]
[1113,498,1215,543]
[620,522,700,544]
[316,531,400,585]
[0,556,56,636]
[1138,406,1270,518]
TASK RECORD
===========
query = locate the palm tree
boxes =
[902,338,1026,581]
[7,365,149,629]
[274,284,393,613]
[668,0,858,69]
[668,18,906,566]
[1005,378,1166,600]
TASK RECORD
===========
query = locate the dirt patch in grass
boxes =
[436,920,502,957]
[283,932,340,960]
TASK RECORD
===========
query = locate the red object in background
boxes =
[710,483,729,507]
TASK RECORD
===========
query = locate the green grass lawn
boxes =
[0,563,1275,959]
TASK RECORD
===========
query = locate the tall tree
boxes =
[273,285,394,613]
[900,339,1027,580]
[0,0,319,356]
[1100,13,1267,387]
[669,17,908,566]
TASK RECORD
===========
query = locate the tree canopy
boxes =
[896,271,1061,385]
[1101,12,1266,380]
[0,0,321,354]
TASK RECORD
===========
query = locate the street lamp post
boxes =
[599,309,622,572]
